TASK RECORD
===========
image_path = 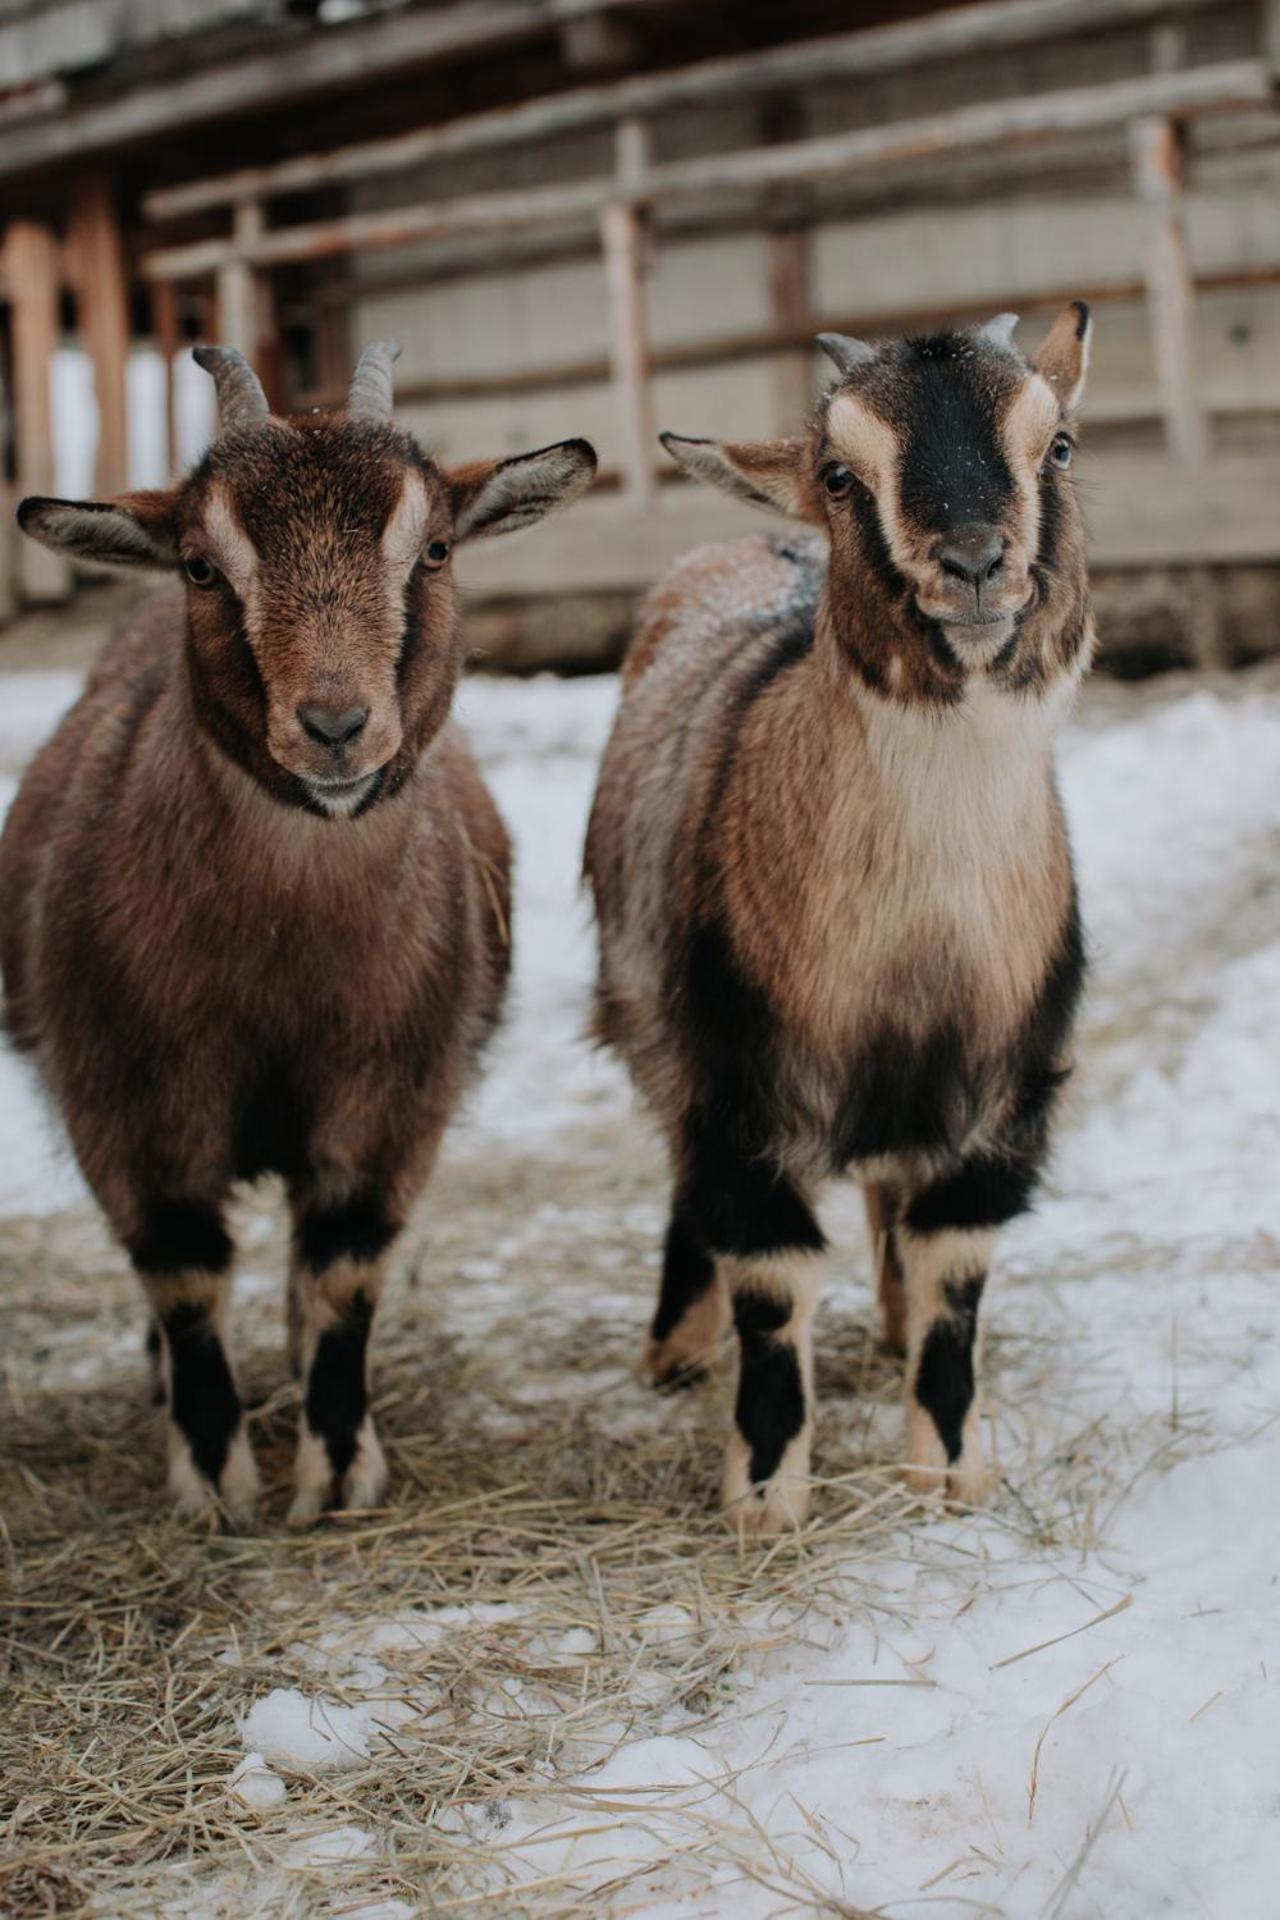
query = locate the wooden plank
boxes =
[601,119,655,507]
[142,60,1269,282]
[767,225,812,429]
[0,1,558,182]
[6,220,71,604]
[66,174,131,497]
[151,278,181,477]
[293,264,1280,412]
[215,203,264,361]
[143,0,1220,221]
[1131,115,1209,467]
[146,177,613,280]
[454,452,1280,600]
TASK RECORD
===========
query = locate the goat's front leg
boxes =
[130,1198,259,1526]
[285,1187,395,1528]
[894,1153,1034,1505]
[689,1155,824,1535]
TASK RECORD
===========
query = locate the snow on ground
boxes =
[1,649,1278,1915]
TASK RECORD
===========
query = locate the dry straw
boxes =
[0,1145,1188,1918]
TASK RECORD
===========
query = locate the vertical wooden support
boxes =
[67,174,131,497]
[151,278,181,476]
[767,224,811,429]
[1263,0,1280,77]
[216,201,263,360]
[6,220,70,603]
[601,117,655,508]
[0,325,14,624]
[314,283,354,410]
[1131,114,1208,470]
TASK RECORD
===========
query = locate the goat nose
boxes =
[936,527,1005,589]
[297,702,369,748]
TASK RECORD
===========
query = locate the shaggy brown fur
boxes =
[2,344,596,1527]
[585,307,1094,1533]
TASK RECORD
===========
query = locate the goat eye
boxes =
[184,556,218,589]
[822,463,853,499]
[424,539,451,567]
[1048,433,1074,470]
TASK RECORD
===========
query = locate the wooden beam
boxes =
[66,174,131,497]
[1131,114,1208,467]
[766,226,812,430]
[453,452,1280,602]
[142,60,1269,282]
[601,119,655,509]
[143,0,1221,222]
[6,221,71,603]
[0,1,559,183]
[292,265,1280,412]
[151,279,181,477]
[146,177,613,280]
[215,203,264,360]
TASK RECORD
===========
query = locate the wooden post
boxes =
[216,201,263,359]
[600,117,655,508]
[151,277,181,476]
[67,174,132,498]
[0,338,14,624]
[766,225,811,430]
[1131,114,1208,469]
[6,220,70,603]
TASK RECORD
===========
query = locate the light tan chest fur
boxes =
[723,671,1074,1067]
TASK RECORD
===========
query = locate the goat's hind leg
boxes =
[863,1178,907,1356]
[642,1194,729,1388]
[130,1197,259,1526]
[285,1185,395,1528]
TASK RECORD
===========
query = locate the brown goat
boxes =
[2,342,596,1526]
[585,307,1094,1533]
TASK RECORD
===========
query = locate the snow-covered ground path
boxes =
[1,636,1277,1918]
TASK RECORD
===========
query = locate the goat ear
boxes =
[1033,302,1092,410]
[446,439,596,543]
[17,490,181,571]
[659,433,815,521]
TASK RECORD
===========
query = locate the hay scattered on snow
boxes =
[0,1139,1195,1918]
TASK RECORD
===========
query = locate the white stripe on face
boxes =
[998,372,1060,560]
[826,390,914,574]
[381,468,429,582]
[201,481,260,624]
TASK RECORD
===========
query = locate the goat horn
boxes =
[978,312,1020,349]
[347,338,402,419]
[815,332,877,377]
[192,345,270,432]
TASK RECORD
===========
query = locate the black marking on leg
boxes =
[305,1290,374,1481]
[913,1275,986,1463]
[130,1199,232,1276]
[163,1301,241,1486]
[650,1205,717,1388]
[733,1288,806,1485]
[906,1153,1041,1233]
[651,1208,714,1344]
[297,1193,395,1276]
[145,1318,164,1404]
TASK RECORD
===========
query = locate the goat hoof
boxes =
[640,1280,731,1390]
[641,1342,709,1393]
[167,1424,260,1530]
[721,1432,812,1536]
[904,1405,990,1508]
[341,1423,388,1513]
